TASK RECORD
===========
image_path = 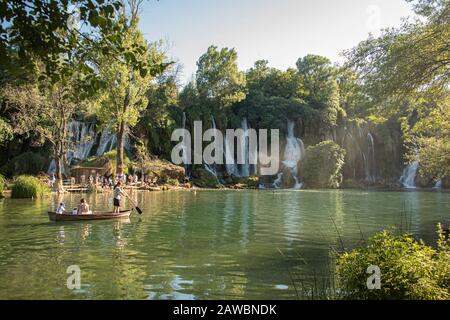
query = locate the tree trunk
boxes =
[116,121,125,181]
[117,83,131,182]
[54,145,64,193]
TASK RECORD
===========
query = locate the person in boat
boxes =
[77,198,91,215]
[113,181,126,213]
[56,202,66,214]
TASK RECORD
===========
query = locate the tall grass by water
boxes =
[11,175,49,198]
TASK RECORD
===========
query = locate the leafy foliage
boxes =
[300,141,346,188]
[337,227,450,300]
[0,151,46,177]
[196,45,246,109]
[345,0,449,178]
[11,175,49,198]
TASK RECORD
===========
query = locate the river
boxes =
[0,189,448,299]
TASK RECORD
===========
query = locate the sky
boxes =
[138,0,415,84]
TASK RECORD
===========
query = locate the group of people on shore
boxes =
[55,181,126,215]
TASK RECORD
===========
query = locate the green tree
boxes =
[0,1,126,83]
[92,14,167,176]
[300,140,346,188]
[1,62,89,191]
[196,45,246,110]
[345,0,449,178]
[296,55,343,135]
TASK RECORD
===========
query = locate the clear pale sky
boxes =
[138,0,414,83]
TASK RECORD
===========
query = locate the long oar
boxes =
[123,190,142,214]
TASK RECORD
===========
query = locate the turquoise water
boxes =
[0,189,448,299]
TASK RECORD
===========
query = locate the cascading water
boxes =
[48,120,96,173]
[272,172,284,188]
[67,121,96,163]
[96,126,117,156]
[365,132,376,183]
[180,112,190,177]
[283,120,304,189]
[400,161,419,188]
[274,120,304,189]
[239,118,250,177]
[224,132,238,176]
[204,116,218,178]
[434,180,442,189]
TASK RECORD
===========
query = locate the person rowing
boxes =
[113,181,126,213]
[113,180,143,214]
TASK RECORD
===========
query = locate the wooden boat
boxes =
[48,210,132,222]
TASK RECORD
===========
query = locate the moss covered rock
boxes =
[192,167,220,188]
[140,158,185,184]
[226,176,260,189]
[300,140,346,188]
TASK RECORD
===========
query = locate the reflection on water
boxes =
[0,189,449,299]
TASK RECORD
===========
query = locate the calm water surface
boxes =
[0,189,448,299]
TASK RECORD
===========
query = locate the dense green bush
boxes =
[336,228,450,300]
[300,140,346,188]
[11,175,49,198]
[0,152,46,177]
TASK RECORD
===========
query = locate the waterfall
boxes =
[48,120,96,173]
[400,161,419,188]
[273,120,304,189]
[273,172,283,188]
[239,118,250,177]
[434,180,442,189]
[365,132,376,183]
[67,120,96,163]
[205,116,218,177]
[180,112,190,177]
[282,120,304,189]
[96,126,117,156]
[225,131,238,176]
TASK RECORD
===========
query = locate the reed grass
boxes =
[11,175,49,198]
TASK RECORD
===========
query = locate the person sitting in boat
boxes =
[77,198,91,215]
[56,202,66,214]
[113,181,125,213]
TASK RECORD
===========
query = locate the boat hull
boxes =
[48,210,132,221]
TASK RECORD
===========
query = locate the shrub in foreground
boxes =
[336,227,450,300]
[11,175,49,198]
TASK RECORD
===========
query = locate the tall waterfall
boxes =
[274,120,304,189]
[283,120,304,189]
[67,120,96,163]
[225,131,238,176]
[365,132,376,182]
[239,118,250,177]
[400,161,419,188]
[96,126,117,156]
[434,180,442,189]
[180,112,190,177]
[48,120,96,173]
[204,116,218,177]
